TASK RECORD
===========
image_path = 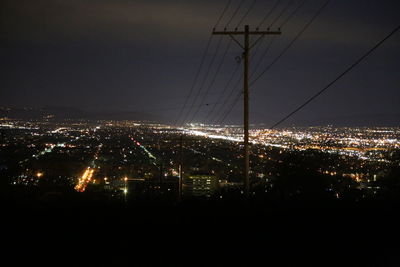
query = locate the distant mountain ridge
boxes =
[0,106,163,122]
[1,106,399,126]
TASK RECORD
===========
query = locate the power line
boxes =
[217,89,242,124]
[215,38,275,125]
[249,36,265,59]
[251,0,304,58]
[180,36,224,125]
[250,0,330,86]
[214,0,233,29]
[174,0,233,126]
[187,0,259,124]
[145,102,221,112]
[236,0,257,28]
[280,0,307,28]
[206,1,286,126]
[217,0,324,124]
[206,33,271,125]
[210,74,242,124]
[268,0,295,28]
[257,0,282,28]
[204,61,241,122]
[225,0,246,28]
[250,36,276,79]
[199,0,293,126]
[216,33,276,125]
[211,37,275,125]
[246,0,306,84]
[187,39,233,124]
[174,34,213,126]
[270,24,400,129]
[179,0,247,126]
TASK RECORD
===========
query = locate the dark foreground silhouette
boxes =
[2,188,400,267]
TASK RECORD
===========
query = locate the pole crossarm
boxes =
[213,28,281,51]
[212,30,281,35]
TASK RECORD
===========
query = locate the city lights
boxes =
[2,118,399,201]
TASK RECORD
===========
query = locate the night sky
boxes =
[1,0,399,126]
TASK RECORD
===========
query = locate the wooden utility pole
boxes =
[212,25,281,196]
[179,135,183,201]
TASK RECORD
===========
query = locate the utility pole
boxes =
[212,25,281,196]
[179,135,183,201]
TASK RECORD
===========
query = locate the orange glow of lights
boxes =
[75,167,95,192]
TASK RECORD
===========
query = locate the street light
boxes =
[123,177,128,202]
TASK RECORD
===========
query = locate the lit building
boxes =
[183,174,217,198]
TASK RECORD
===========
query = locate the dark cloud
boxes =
[1,0,219,45]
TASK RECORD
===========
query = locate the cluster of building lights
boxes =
[185,125,400,161]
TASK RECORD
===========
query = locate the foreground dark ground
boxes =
[2,190,400,267]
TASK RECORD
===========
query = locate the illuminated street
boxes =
[75,167,95,192]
